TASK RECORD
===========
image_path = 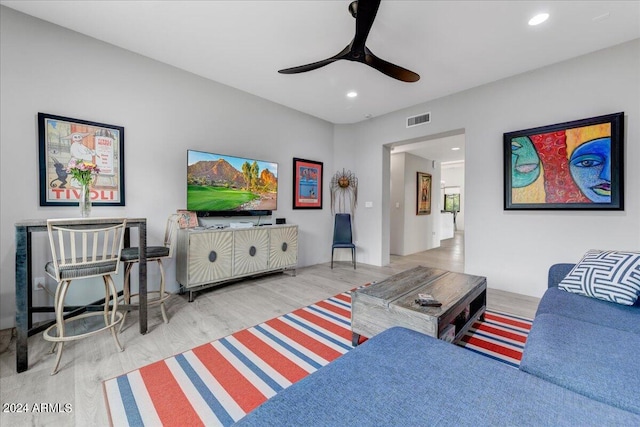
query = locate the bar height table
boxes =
[14,217,148,373]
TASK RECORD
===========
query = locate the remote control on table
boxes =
[415,293,442,307]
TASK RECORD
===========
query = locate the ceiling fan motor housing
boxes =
[349,1,358,18]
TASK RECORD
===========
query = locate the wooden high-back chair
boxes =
[43,218,127,375]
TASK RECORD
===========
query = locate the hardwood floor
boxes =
[392,231,540,319]
[0,231,538,426]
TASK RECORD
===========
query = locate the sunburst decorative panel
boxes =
[233,229,269,275]
[270,226,298,269]
[176,226,298,296]
[188,231,233,284]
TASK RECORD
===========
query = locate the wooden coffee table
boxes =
[351,266,487,345]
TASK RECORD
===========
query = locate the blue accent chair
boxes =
[331,213,356,269]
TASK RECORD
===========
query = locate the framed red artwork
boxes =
[504,112,624,210]
[293,158,323,209]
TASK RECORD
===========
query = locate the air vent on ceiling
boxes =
[406,112,431,128]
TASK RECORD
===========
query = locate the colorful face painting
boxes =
[569,137,611,203]
[511,136,540,188]
[510,122,612,205]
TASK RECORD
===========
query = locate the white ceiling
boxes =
[2,1,638,162]
[3,1,639,127]
[392,133,466,164]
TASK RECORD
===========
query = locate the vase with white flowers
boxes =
[66,158,100,217]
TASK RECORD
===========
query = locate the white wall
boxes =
[0,7,335,329]
[390,152,440,255]
[344,39,640,298]
[389,153,405,254]
[441,162,465,230]
[2,6,639,328]
[333,124,394,266]
[332,124,370,262]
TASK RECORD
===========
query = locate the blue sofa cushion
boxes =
[558,250,640,305]
[547,263,575,288]
[520,313,640,415]
[536,287,640,334]
[235,327,640,426]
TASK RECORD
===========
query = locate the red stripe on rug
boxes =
[472,323,528,344]
[191,342,266,413]
[234,329,310,383]
[460,335,524,361]
[104,283,532,427]
[333,293,352,304]
[139,360,204,426]
[292,308,352,341]
[483,312,531,330]
[265,317,343,361]
[314,300,351,319]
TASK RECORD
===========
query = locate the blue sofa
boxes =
[235,264,640,426]
[520,263,640,416]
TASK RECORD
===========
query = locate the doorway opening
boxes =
[385,129,465,270]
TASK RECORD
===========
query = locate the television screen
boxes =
[187,150,278,216]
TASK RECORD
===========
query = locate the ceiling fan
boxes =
[278,0,420,83]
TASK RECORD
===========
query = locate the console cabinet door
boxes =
[188,230,233,285]
[233,228,269,275]
[270,226,298,269]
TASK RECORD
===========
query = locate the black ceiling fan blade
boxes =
[278,58,339,75]
[352,0,381,52]
[278,45,350,75]
[364,47,420,82]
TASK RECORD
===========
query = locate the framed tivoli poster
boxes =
[504,112,624,210]
[38,112,125,206]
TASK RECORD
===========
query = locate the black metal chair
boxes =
[331,213,356,269]
[119,214,179,331]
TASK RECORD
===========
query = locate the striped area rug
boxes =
[103,290,532,426]
[458,310,533,368]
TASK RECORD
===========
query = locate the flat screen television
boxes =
[187,149,278,217]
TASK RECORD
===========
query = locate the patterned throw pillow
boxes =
[558,250,640,305]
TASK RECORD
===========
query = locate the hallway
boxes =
[390,231,539,318]
[391,230,464,273]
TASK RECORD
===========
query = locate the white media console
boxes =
[176,224,298,301]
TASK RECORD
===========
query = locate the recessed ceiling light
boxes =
[451,147,460,151]
[346,91,358,98]
[528,13,549,26]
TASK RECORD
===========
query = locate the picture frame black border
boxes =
[292,157,323,210]
[503,112,624,211]
[416,171,432,215]
[38,112,125,207]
